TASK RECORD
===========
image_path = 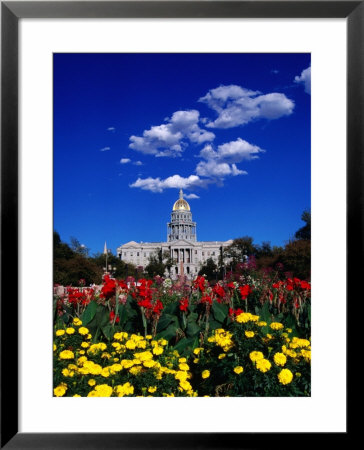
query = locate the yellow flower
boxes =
[245,331,255,338]
[201,370,210,379]
[129,366,142,375]
[234,366,244,374]
[59,350,74,360]
[235,312,253,323]
[73,394,81,397]
[148,386,157,393]
[257,321,267,327]
[270,322,284,331]
[152,346,163,356]
[256,358,271,373]
[179,363,190,371]
[115,382,134,397]
[143,360,156,369]
[101,367,111,377]
[145,335,153,340]
[193,358,199,364]
[66,327,75,335]
[249,351,264,362]
[193,347,203,355]
[175,371,189,382]
[73,318,82,326]
[273,352,287,367]
[125,340,136,350]
[78,327,89,336]
[295,372,302,377]
[278,368,293,385]
[54,383,67,397]
[80,350,85,355]
[218,353,226,359]
[88,384,113,397]
[55,329,65,337]
[179,380,192,391]
[53,344,57,351]
[179,357,187,363]
[81,342,89,348]
[88,379,96,386]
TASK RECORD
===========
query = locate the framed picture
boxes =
[1,1,357,447]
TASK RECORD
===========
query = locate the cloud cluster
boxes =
[100,147,110,152]
[294,66,311,95]
[130,138,264,193]
[199,84,294,128]
[130,174,211,193]
[129,110,215,157]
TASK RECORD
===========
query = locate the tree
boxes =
[145,250,166,278]
[223,236,256,269]
[280,239,311,280]
[295,210,311,240]
[198,257,218,282]
[92,252,138,279]
[70,236,89,257]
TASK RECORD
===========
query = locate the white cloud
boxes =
[199,84,294,128]
[129,109,215,157]
[107,127,115,132]
[184,193,200,199]
[133,161,143,166]
[120,158,131,164]
[200,138,264,164]
[100,147,110,152]
[130,174,211,193]
[196,159,246,178]
[294,66,311,94]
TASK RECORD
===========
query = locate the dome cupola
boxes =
[173,189,190,211]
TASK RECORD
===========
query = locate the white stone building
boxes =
[117,190,233,279]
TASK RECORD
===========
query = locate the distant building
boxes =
[117,190,233,279]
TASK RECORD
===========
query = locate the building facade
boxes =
[117,190,233,279]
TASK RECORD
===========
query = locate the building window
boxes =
[212,251,215,255]
[202,252,204,256]
[175,267,178,274]
[144,253,146,257]
[195,250,197,254]
[137,252,139,256]
[131,253,133,256]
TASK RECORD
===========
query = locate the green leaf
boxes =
[157,313,175,332]
[174,337,196,355]
[157,323,178,340]
[212,302,228,323]
[163,301,179,316]
[186,321,201,338]
[102,324,113,341]
[81,300,98,325]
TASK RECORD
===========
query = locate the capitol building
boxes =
[117,190,233,279]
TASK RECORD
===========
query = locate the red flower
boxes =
[213,283,225,302]
[152,300,164,316]
[239,284,252,300]
[201,294,212,305]
[109,310,120,324]
[179,297,189,312]
[193,276,206,293]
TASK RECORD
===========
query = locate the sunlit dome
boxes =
[172,189,190,211]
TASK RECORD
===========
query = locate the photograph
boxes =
[53,52,311,398]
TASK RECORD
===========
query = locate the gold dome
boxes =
[172,189,190,211]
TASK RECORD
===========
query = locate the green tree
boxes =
[92,252,138,279]
[145,249,166,278]
[295,210,311,241]
[198,257,218,282]
[280,239,311,280]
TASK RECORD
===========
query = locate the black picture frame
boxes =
[1,1,357,448]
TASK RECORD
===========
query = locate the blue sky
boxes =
[54,53,311,256]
